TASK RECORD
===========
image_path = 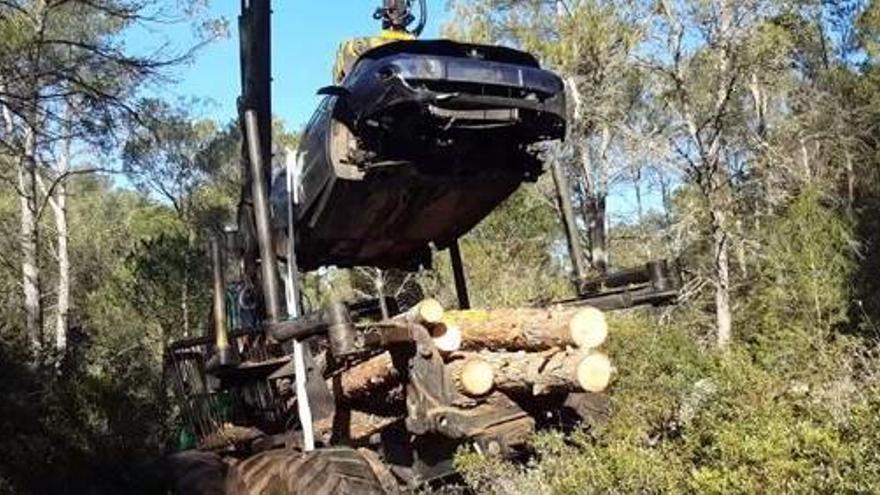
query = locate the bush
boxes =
[456,310,880,493]
[743,189,856,376]
[0,334,169,494]
[456,311,710,494]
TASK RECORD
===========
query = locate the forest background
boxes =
[3,0,880,493]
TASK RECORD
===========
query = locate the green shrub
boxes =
[456,306,880,494]
[743,189,856,376]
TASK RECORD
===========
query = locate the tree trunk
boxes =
[593,126,611,274]
[313,410,398,443]
[337,352,401,404]
[449,349,602,396]
[374,269,389,319]
[16,0,48,353]
[338,304,608,402]
[1,82,42,350]
[182,226,194,337]
[549,149,588,281]
[845,149,855,218]
[712,209,732,348]
[800,138,811,184]
[35,159,72,356]
[634,169,652,258]
[734,219,748,279]
[181,274,190,337]
[20,128,42,351]
[50,124,73,354]
[577,140,609,275]
[749,72,767,142]
[54,181,69,353]
[634,168,644,223]
[591,194,608,274]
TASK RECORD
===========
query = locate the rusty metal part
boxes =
[210,237,236,366]
[561,259,681,310]
[400,324,535,450]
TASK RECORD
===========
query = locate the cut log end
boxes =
[577,352,613,392]
[412,298,444,324]
[431,324,462,353]
[570,307,608,349]
[459,359,494,396]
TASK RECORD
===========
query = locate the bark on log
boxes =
[335,305,610,407]
[336,353,400,404]
[336,348,596,403]
[448,349,593,396]
[313,410,398,443]
[439,306,606,351]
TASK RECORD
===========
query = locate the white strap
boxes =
[285,148,315,451]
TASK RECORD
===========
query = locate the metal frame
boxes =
[163,0,683,489]
[448,239,471,310]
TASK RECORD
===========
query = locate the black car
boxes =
[272,39,566,270]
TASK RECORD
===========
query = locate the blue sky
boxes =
[148,0,449,131]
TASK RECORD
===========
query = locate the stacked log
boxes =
[437,305,608,352]
[449,348,611,396]
[337,353,400,403]
[335,301,614,403]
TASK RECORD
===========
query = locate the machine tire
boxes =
[166,450,228,495]
[226,447,398,495]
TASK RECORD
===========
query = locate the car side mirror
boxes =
[317,86,350,98]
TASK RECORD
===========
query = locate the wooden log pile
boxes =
[334,299,614,406]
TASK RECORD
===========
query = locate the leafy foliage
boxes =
[4,1,880,494]
[455,192,880,494]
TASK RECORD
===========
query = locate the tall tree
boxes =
[637,0,796,347]
[0,0,222,354]
[122,102,225,337]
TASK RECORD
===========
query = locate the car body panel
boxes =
[271,39,566,270]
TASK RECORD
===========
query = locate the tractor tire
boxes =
[166,450,228,495]
[225,447,398,495]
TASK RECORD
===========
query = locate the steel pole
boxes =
[244,110,284,324]
[210,237,234,365]
[449,239,471,309]
[238,0,274,322]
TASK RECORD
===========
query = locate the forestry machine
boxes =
[163,1,680,493]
